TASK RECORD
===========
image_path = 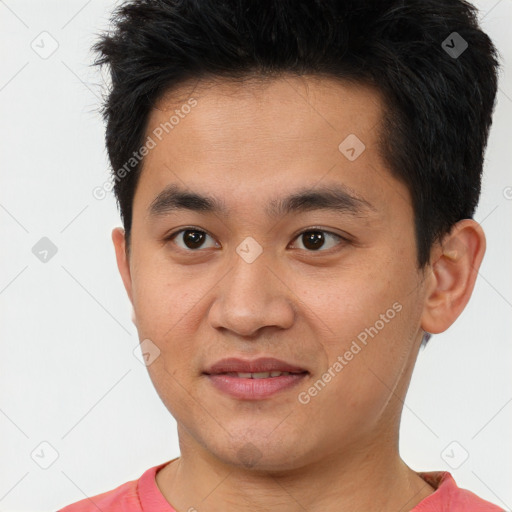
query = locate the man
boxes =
[59,0,503,510]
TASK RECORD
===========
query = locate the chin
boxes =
[211,437,309,473]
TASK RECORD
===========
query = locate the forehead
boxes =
[142,75,384,172]
[149,74,384,136]
[134,75,410,222]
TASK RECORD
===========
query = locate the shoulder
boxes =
[57,478,140,512]
[447,484,504,511]
[414,471,504,511]
[56,460,176,512]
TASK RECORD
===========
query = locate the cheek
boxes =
[130,260,215,371]
[308,266,417,397]
[130,249,191,323]
[300,266,399,346]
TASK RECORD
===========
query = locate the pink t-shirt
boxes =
[57,458,504,511]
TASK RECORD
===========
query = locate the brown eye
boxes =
[168,228,218,250]
[291,229,345,252]
[165,227,347,253]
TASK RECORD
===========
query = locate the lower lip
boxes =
[205,373,308,400]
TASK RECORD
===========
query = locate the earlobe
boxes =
[420,219,486,335]
[112,227,134,306]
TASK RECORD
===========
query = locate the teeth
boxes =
[253,372,272,379]
[233,371,292,378]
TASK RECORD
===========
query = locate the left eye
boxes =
[290,229,345,252]
[165,228,345,252]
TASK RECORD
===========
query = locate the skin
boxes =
[112,75,486,512]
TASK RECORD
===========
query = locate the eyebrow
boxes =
[148,183,378,220]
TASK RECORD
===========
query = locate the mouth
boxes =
[209,370,307,378]
[203,357,309,400]
[203,356,309,375]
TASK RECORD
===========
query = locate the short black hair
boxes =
[92,0,499,270]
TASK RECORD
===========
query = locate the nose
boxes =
[207,249,296,338]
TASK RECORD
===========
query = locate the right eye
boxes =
[164,228,219,251]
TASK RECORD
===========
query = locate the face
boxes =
[114,76,432,471]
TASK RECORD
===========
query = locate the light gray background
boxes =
[0,1,511,511]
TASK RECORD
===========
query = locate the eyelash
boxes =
[163,226,349,254]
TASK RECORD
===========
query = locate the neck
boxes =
[156,433,435,512]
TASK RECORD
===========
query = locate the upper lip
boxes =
[204,357,309,375]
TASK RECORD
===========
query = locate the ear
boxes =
[112,227,134,308]
[421,219,486,335]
